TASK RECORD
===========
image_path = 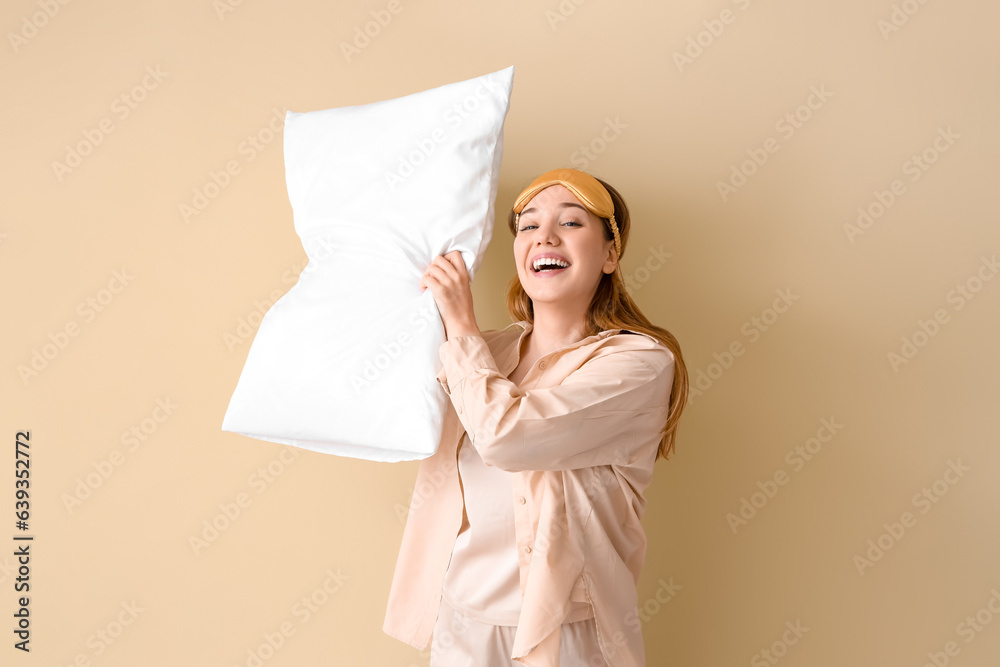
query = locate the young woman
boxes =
[383,168,688,666]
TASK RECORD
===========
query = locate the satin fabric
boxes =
[511,168,621,258]
[440,431,524,626]
[383,320,675,666]
[430,595,609,667]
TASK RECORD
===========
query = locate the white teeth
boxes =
[532,257,569,271]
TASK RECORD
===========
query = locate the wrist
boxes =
[446,320,481,340]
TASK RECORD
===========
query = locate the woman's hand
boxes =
[420,250,482,340]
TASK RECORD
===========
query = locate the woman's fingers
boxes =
[420,252,471,300]
[420,252,476,337]
[424,252,465,284]
[444,251,469,278]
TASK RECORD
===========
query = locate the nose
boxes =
[537,224,559,246]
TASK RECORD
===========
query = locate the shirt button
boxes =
[539,361,546,369]
[456,405,462,414]
[518,497,526,504]
[523,546,532,554]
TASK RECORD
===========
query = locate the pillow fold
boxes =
[222,65,514,462]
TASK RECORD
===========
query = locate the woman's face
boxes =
[513,184,618,309]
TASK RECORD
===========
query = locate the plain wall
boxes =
[2,0,998,664]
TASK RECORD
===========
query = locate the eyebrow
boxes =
[519,201,588,217]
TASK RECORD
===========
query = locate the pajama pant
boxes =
[430,595,610,666]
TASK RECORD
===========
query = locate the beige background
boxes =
[2,0,999,665]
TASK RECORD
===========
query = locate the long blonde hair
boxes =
[503,174,689,461]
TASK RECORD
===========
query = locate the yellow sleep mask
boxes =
[511,168,620,258]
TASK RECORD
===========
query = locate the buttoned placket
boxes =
[452,324,621,589]
[512,474,534,575]
[506,326,539,580]
[382,323,666,667]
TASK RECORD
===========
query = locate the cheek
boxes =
[513,241,528,267]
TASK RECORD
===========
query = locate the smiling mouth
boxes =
[531,259,571,273]
[532,265,569,274]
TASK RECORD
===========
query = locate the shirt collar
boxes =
[501,320,649,364]
[506,319,642,339]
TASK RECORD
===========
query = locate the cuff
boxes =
[436,335,499,398]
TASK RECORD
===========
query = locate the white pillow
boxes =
[222,66,514,462]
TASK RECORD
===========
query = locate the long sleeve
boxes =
[435,334,674,472]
